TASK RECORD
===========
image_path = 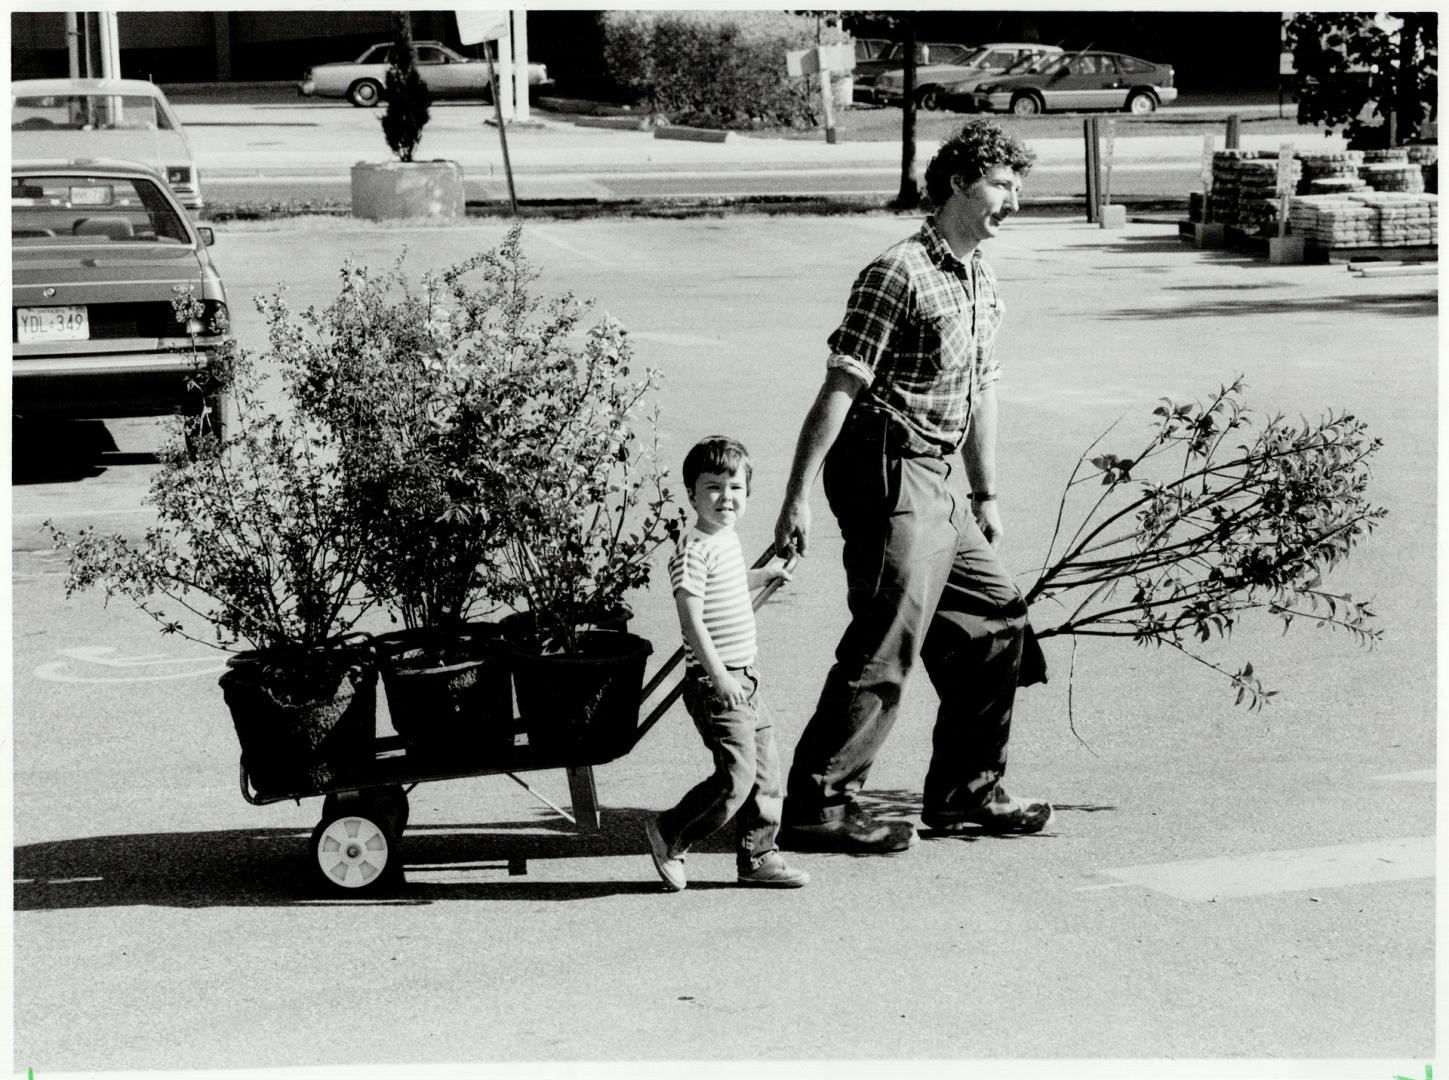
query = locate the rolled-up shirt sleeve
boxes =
[826,258,911,387]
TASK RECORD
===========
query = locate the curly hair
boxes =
[683,435,753,494]
[924,119,1036,208]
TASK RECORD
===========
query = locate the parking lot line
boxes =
[1093,836,1434,901]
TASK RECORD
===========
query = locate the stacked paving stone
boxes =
[1288,191,1438,248]
[1297,150,1365,194]
[1209,150,1301,232]
[1404,144,1438,194]
[1361,161,1426,193]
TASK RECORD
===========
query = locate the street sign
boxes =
[785,43,854,77]
[455,9,510,44]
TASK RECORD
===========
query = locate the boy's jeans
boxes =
[657,666,782,872]
[785,408,1029,823]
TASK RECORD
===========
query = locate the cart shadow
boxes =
[12,419,161,484]
[13,807,749,910]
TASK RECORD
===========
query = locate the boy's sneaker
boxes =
[778,803,918,854]
[922,787,1054,835]
[738,850,809,888]
[644,817,686,892]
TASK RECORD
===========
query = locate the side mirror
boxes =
[197,226,214,246]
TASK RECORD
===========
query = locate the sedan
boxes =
[299,40,552,108]
[852,40,976,101]
[12,159,231,443]
[11,78,204,209]
[873,42,1063,110]
[965,50,1177,115]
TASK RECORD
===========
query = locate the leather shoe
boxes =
[778,803,918,854]
[922,789,1054,835]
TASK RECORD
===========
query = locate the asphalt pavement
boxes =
[10,204,1436,1076]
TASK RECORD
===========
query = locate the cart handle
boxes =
[634,543,797,744]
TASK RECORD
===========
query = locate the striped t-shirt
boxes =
[669,527,756,668]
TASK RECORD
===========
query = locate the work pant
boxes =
[785,410,1029,822]
[658,666,782,871]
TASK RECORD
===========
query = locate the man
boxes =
[773,119,1052,855]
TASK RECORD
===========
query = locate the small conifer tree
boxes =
[381,11,432,162]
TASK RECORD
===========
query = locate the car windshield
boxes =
[1004,53,1049,74]
[12,174,192,245]
[12,92,173,132]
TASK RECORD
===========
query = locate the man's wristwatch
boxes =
[970,492,997,502]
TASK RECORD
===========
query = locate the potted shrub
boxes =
[350,11,465,221]
[44,341,381,796]
[264,250,527,758]
[469,231,687,759]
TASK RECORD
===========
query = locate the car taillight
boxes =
[166,165,191,186]
[1164,67,1174,87]
[191,299,229,337]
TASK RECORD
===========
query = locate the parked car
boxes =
[12,159,230,441]
[853,37,892,63]
[10,79,204,209]
[873,42,1064,110]
[963,50,1178,115]
[853,41,976,101]
[299,40,552,108]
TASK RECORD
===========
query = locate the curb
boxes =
[653,127,730,144]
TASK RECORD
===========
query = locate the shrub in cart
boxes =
[262,251,521,760]
[1024,377,1386,721]
[45,342,381,796]
[469,231,688,757]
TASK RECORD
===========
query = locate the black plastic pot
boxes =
[220,634,379,796]
[510,630,653,762]
[374,624,513,759]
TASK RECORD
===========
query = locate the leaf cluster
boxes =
[1026,377,1386,710]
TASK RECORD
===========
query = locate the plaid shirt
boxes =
[827,216,1005,454]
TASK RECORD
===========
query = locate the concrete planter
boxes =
[350,160,465,221]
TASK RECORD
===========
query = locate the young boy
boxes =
[645,435,809,890]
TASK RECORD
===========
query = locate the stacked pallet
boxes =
[1309,176,1368,196]
[1361,161,1426,193]
[1210,150,1301,232]
[1287,195,1378,247]
[1297,150,1364,194]
[1352,191,1438,246]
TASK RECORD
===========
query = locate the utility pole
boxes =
[895,18,920,209]
[512,8,530,122]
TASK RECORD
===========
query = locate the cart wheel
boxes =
[323,787,409,835]
[308,811,402,896]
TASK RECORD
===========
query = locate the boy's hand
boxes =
[750,563,792,591]
[711,671,749,707]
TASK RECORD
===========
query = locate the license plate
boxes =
[15,306,89,344]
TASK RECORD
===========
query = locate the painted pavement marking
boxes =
[527,225,616,267]
[1371,768,1435,783]
[1089,836,1434,901]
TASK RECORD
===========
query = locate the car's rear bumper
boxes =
[298,79,316,97]
[12,347,223,418]
[1156,87,1179,105]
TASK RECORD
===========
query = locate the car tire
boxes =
[1010,92,1043,116]
[1126,90,1158,114]
[917,86,942,111]
[347,79,383,108]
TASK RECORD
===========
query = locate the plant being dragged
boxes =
[1025,377,1386,709]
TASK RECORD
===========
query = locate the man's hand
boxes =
[974,498,1004,548]
[774,497,811,559]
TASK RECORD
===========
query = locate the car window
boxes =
[1117,55,1152,73]
[12,174,191,245]
[358,44,389,63]
[12,93,172,132]
[1068,55,1098,75]
[416,47,447,64]
[984,51,1017,68]
[1094,55,1120,74]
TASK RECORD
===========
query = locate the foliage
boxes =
[600,9,850,130]
[45,338,373,655]
[254,252,507,644]
[1285,12,1437,147]
[1025,378,1386,710]
[461,230,687,653]
[381,10,432,162]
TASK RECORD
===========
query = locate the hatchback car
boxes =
[873,42,1064,110]
[11,79,204,209]
[965,50,1177,114]
[299,40,552,107]
[12,160,231,442]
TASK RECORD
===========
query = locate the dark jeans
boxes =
[785,409,1029,823]
[657,666,783,871]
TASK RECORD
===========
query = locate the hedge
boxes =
[600,10,850,131]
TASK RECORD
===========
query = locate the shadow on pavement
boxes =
[13,806,745,910]
[12,419,160,484]
[1107,291,1437,320]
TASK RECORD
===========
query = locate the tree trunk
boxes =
[894,20,920,209]
[1393,13,1423,144]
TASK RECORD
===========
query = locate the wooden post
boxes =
[1225,113,1241,149]
[1083,117,1099,223]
